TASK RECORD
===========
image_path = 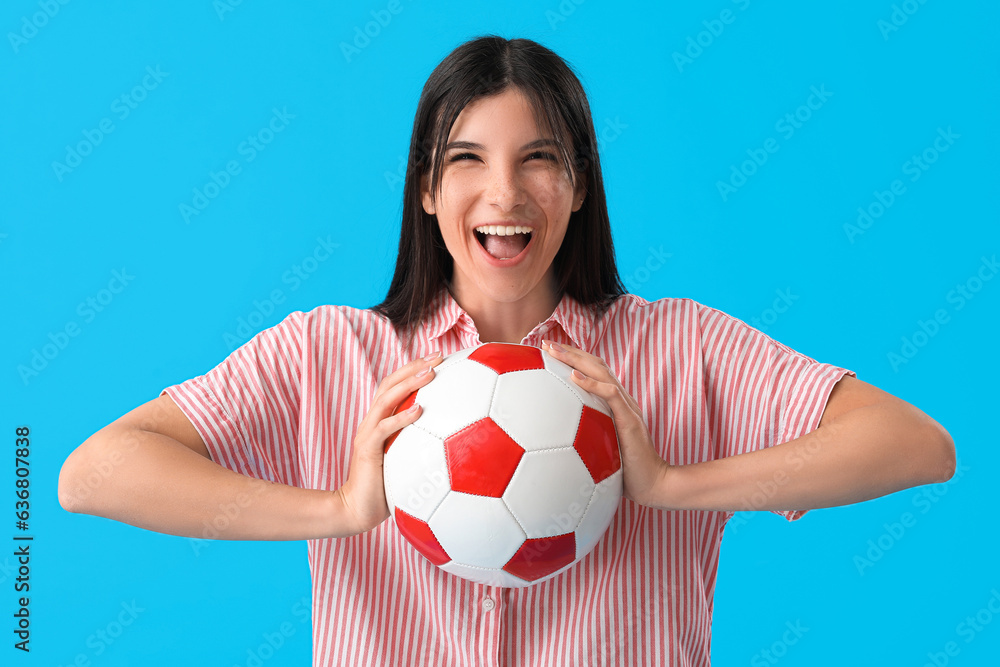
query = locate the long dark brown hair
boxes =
[371,35,626,341]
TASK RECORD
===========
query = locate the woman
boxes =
[59,35,955,665]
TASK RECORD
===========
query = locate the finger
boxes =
[375,402,423,441]
[541,340,643,407]
[354,401,423,462]
[567,369,628,410]
[357,401,425,463]
[375,350,444,394]
[357,365,434,438]
[541,340,613,380]
[567,370,647,429]
[543,340,640,412]
[570,365,643,416]
[371,356,442,415]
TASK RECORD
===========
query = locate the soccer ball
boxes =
[383,342,623,588]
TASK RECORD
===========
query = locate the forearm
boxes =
[59,426,354,540]
[654,402,955,513]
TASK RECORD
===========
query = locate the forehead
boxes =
[447,89,556,142]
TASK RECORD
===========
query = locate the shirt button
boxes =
[482,597,495,612]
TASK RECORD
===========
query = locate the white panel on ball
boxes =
[429,492,526,569]
[438,562,528,589]
[413,360,498,440]
[503,448,596,539]
[383,427,450,523]
[542,353,614,418]
[433,345,477,371]
[574,468,624,558]
[490,369,583,451]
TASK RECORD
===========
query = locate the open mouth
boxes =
[474,225,533,261]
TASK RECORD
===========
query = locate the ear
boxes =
[571,167,587,213]
[421,172,436,215]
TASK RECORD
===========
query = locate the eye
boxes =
[446,151,558,164]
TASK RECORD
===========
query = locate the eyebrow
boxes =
[444,138,561,151]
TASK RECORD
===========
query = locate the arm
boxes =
[541,341,956,513]
[58,351,443,540]
[58,394,351,540]
[652,375,956,512]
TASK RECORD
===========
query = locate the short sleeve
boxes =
[160,310,306,487]
[697,303,856,521]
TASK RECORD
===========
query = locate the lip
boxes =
[472,222,535,268]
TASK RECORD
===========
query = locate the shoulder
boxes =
[296,303,397,336]
[598,293,707,331]
[581,293,712,361]
[594,294,777,358]
[608,294,772,339]
[300,303,406,370]
[246,304,400,358]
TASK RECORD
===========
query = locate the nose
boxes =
[486,161,527,211]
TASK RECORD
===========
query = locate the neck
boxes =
[449,277,561,345]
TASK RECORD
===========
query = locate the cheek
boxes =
[438,176,478,212]
[528,172,575,207]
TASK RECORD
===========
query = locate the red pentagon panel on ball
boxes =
[384,390,418,454]
[573,406,622,483]
[468,342,545,374]
[393,507,451,566]
[502,532,576,581]
[444,418,524,497]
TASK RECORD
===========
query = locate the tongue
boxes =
[483,233,529,260]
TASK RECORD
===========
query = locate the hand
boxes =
[541,340,670,509]
[336,350,444,535]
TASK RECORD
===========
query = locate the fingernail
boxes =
[408,403,420,412]
[548,341,563,352]
[423,350,442,361]
[416,366,431,378]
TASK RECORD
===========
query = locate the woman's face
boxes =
[421,87,586,309]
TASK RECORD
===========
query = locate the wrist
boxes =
[328,487,362,538]
[295,487,354,539]
[650,461,682,510]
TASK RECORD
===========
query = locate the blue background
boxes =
[3,0,997,664]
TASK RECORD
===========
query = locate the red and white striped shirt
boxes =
[162,288,854,666]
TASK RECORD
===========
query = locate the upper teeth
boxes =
[475,225,532,236]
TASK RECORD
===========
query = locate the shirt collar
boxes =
[424,287,593,350]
